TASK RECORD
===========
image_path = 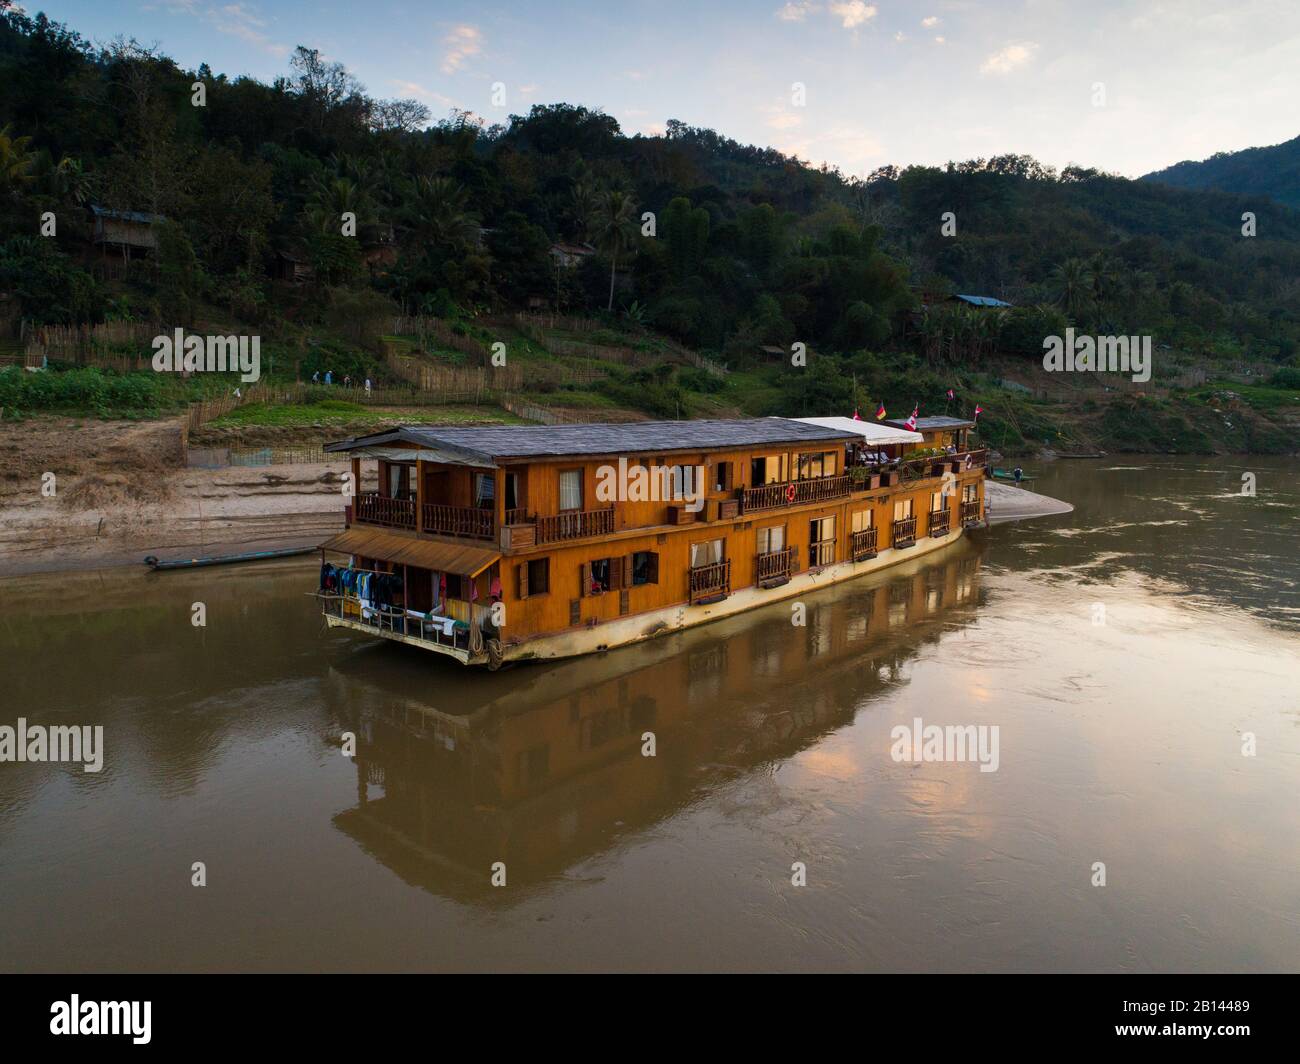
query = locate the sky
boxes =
[25,0,1300,178]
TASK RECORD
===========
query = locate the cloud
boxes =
[921,16,940,29]
[151,1,288,56]
[980,41,1038,75]
[391,79,454,108]
[776,1,820,21]
[441,24,482,74]
[894,31,907,42]
[828,1,877,28]
[763,104,804,130]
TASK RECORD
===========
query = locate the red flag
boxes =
[875,403,886,420]
[973,404,984,421]
[852,408,862,420]
[905,404,918,431]
[946,388,954,400]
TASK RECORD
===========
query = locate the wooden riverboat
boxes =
[316,416,988,668]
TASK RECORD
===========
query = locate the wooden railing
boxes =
[422,503,495,540]
[689,559,731,604]
[928,508,951,537]
[851,527,879,561]
[961,500,981,525]
[892,516,917,548]
[504,507,534,526]
[756,547,794,586]
[535,507,615,544]
[808,539,836,567]
[740,474,850,513]
[883,449,991,483]
[356,492,416,530]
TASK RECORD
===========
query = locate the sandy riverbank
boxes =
[983,480,1075,524]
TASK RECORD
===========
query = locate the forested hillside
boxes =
[1142,135,1300,210]
[1,4,1298,454]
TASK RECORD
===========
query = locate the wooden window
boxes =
[690,538,724,568]
[809,516,836,566]
[893,498,914,521]
[569,599,581,625]
[852,509,874,532]
[586,558,615,594]
[474,472,495,509]
[668,464,698,500]
[559,469,583,511]
[757,524,785,554]
[713,461,732,492]
[750,454,788,486]
[504,472,520,511]
[930,490,945,512]
[631,550,659,585]
[796,451,837,480]
[517,557,549,598]
[963,483,978,502]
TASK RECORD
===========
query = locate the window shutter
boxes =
[621,555,633,589]
[579,562,591,596]
[648,552,659,584]
[517,562,529,599]
[619,589,630,615]
[569,599,581,626]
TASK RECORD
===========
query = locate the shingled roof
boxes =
[325,417,855,465]
[884,415,977,431]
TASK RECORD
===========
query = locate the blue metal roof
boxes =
[90,205,165,224]
[954,294,1013,308]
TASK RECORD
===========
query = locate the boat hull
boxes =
[502,526,965,665]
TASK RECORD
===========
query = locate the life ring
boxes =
[785,483,797,503]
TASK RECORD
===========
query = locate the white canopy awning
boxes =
[787,416,924,447]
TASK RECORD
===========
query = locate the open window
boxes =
[630,551,659,586]
[517,557,549,598]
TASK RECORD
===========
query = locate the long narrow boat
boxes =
[990,468,1036,482]
[144,546,316,571]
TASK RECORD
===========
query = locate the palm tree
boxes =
[589,188,638,312]
[305,175,370,234]
[406,175,477,248]
[568,180,598,243]
[0,124,36,198]
[1088,252,1123,328]
[1051,257,1092,321]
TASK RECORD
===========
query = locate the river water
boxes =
[1,457,1296,972]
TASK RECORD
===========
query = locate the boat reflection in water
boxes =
[325,541,985,900]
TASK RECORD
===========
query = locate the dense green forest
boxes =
[1,3,1298,446]
[1142,134,1300,210]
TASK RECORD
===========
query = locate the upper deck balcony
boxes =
[335,423,988,553]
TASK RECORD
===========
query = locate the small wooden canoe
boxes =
[991,468,1036,482]
[144,547,315,571]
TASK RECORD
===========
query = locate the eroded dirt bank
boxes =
[0,417,360,575]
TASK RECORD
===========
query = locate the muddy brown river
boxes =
[1,457,1296,972]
